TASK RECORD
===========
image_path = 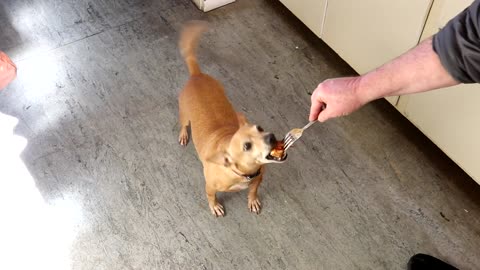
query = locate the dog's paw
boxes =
[209,203,225,217]
[178,128,189,146]
[248,198,261,214]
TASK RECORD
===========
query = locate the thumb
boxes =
[316,107,332,122]
[309,100,324,121]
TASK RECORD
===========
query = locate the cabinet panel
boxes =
[400,85,480,183]
[279,0,326,37]
[396,0,479,183]
[322,0,432,74]
[385,96,399,106]
[420,0,473,40]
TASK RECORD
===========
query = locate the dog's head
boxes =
[208,119,286,172]
[229,124,286,165]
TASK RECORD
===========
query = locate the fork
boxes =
[283,121,317,151]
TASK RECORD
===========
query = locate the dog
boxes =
[177,21,286,217]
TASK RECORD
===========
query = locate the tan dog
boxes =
[178,21,286,217]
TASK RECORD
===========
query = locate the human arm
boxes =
[309,0,480,122]
[309,37,458,122]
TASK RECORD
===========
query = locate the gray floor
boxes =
[1,0,479,269]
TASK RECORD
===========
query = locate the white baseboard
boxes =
[192,0,235,12]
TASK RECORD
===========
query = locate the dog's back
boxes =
[178,21,238,158]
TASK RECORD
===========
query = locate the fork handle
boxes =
[302,121,316,130]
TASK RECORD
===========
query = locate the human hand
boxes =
[0,51,17,90]
[309,76,368,122]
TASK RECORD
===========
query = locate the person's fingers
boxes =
[309,102,322,121]
[308,91,324,121]
[316,107,332,122]
[0,52,16,90]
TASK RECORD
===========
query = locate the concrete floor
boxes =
[1,0,480,269]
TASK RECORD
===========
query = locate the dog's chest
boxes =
[228,181,250,192]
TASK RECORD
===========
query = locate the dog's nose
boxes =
[264,133,276,145]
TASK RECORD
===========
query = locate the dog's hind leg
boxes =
[178,95,190,146]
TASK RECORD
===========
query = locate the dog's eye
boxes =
[256,126,264,132]
[243,142,252,151]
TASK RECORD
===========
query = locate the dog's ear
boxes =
[236,112,249,126]
[207,151,233,167]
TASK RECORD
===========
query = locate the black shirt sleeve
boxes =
[432,0,480,83]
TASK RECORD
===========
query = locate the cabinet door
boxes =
[396,0,480,183]
[400,85,480,183]
[385,96,399,106]
[420,0,473,41]
[279,0,326,37]
[322,0,432,74]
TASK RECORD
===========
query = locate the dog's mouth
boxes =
[265,139,287,162]
[266,152,287,162]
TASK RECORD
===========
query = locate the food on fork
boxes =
[269,140,285,161]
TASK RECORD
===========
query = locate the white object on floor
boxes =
[192,0,235,12]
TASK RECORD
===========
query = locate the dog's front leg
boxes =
[206,185,224,217]
[247,172,264,214]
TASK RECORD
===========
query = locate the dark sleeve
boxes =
[432,0,480,83]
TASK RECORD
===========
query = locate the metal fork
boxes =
[283,121,317,151]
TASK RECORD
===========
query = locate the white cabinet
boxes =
[398,85,480,182]
[192,0,235,12]
[395,0,480,183]
[279,0,327,37]
[322,0,432,75]
[420,0,473,41]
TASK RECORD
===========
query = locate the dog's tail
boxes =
[179,20,208,76]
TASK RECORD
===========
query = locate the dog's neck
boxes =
[212,125,238,146]
[207,126,263,179]
[230,160,262,180]
[199,125,236,158]
[231,166,262,181]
